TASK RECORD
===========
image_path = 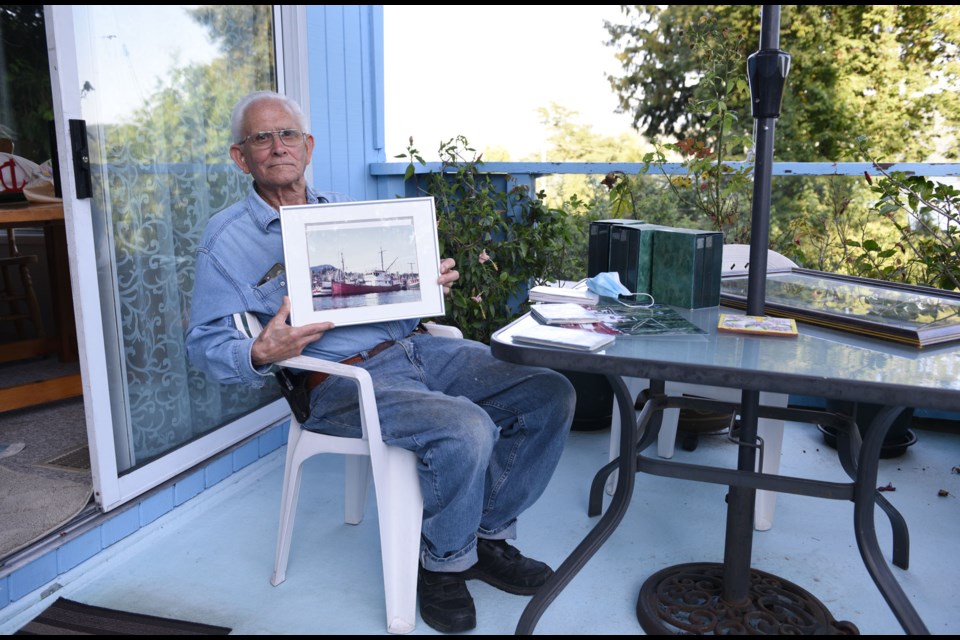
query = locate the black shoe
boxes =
[463,538,554,595]
[418,565,476,633]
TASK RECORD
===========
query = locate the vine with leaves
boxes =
[607,15,756,243]
[855,138,960,291]
[398,135,579,343]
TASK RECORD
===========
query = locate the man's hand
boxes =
[250,296,334,366]
[438,257,459,295]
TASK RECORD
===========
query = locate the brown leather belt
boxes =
[305,324,431,392]
[306,339,396,392]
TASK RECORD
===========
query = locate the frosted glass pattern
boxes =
[74,5,281,468]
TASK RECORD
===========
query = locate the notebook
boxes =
[531,303,600,325]
[528,285,600,305]
[511,325,615,351]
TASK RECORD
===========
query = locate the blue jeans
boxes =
[305,333,576,572]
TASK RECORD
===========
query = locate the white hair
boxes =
[230,91,308,144]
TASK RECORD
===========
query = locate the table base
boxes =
[637,562,859,635]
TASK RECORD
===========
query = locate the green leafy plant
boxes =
[398,135,579,343]
[855,139,960,291]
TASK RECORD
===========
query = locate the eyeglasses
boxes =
[237,129,306,149]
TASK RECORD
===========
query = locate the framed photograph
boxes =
[720,268,960,348]
[280,197,444,327]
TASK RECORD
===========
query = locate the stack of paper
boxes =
[528,285,599,305]
[531,303,600,325]
[511,325,615,351]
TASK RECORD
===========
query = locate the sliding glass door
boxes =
[45,5,303,509]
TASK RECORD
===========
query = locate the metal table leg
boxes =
[515,375,652,635]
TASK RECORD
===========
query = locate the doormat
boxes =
[14,598,232,635]
[0,466,93,559]
[39,445,91,471]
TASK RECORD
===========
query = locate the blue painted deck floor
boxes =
[2,419,959,635]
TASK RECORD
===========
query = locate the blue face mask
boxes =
[585,272,632,298]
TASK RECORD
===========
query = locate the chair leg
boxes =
[344,454,371,525]
[369,446,423,634]
[606,394,621,496]
[18,261,46,340]
[271,424,306,587]
[605,383,786,532]
[606,403,680,494]
[0,266,25,338]
[2,228,45,342]
[753,420,782,531]
[656,407,682,459]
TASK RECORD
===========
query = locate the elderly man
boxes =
[186,91,575,633]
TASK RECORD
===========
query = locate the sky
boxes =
[80,5,638,160]
[383,5,637,161]
[77,6,219,125]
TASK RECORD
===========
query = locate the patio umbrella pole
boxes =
[639,9,855,632]
[721,4,791,605]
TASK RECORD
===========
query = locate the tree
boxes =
[0,5,54,163]
[535,103,648,208]
[605,5,960,162]
[604,5,960,285]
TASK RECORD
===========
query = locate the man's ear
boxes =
[230,144,250,174]
[303,134,315,166]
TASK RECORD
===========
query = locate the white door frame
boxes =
[43,5,303,511]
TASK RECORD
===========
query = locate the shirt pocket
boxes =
[252,274,289,313]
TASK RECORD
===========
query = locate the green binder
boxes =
[588,218,646,277]
[608,223,662,294]
[649,227,724,308]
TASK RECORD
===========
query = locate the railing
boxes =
[370,160,960,199]
[371,159,960,423]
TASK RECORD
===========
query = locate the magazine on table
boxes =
[717,313,798,337]
[590,301,707,337]
[524,299,706,338]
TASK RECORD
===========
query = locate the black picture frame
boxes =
[720,268,960,348]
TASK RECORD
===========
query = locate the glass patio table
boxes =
[490,306,960,635]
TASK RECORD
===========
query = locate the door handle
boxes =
[69,119,92,199]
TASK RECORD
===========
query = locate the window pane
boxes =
[72,5,280,469]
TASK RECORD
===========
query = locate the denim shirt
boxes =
[186,184,418,387]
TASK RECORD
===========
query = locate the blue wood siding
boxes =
[305,5,384,199]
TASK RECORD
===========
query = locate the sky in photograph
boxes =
[307,219,419,275]
[383,5,637,161]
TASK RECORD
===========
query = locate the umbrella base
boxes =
[637,562,859,635]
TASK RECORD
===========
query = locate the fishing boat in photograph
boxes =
[332,249,405,296]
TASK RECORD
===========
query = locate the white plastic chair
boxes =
[721,243,798,274]
[606,245,797,531]
[234,312,462,634]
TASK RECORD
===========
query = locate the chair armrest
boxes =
[232,312,461,376]
[423,322,462,339]
[232,311,370,380]
[280,353,371,380]
[233,311,264,338]
[231,312,461,444]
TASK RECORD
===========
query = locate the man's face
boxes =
[229,99,315,191]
